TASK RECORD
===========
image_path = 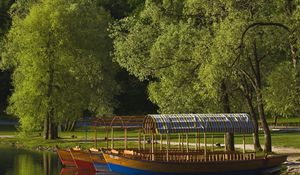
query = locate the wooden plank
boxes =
[111,127,114,149]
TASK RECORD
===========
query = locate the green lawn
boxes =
[0,125,18,135]
[0,126,300,151]
[266,117,300,123]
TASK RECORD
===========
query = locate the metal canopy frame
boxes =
[110,116,145,129]
[93,117,114,148]
[143,113,254,134]
[109,116,145,150]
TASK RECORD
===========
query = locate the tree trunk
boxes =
[44,115,49,139]
[245,95,262,151]
[274,116,278,126]
[220,80,234,151]
[70,121,76,131]
[44,45,57,140]
[47,108,58,139]
[256,90,271,152]
[253,41,272,152]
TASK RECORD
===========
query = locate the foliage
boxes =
[110,0,300,152]
[265,62,299,117]
[0,0,119,134]
[110,1,224,113]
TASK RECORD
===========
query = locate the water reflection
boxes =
[13,154,44,175]
[0,145,61,175]
[0,145,120,175]
[60,168,120,175]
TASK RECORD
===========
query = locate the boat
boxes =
[56,145,76,167]
[89,148,109,172]
[70,148,96,171]
[102,114,287,175]
[102,149,286,175]
[60,167,77,175]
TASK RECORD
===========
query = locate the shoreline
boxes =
[1,137,300,174]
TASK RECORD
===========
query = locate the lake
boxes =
[0,145,61,175]
[0,145,121,175]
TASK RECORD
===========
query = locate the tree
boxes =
[110,0,240,150]
[265,62,299,117]
[210,0,300,152]
[1,0,119,139]
[263,0,300,120]
[98,0,158,115]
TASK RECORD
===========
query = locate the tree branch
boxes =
[231,22,291,67]
[236,68,256,90]
[240,22,290,48]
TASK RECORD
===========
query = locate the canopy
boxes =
[143,113,254,134]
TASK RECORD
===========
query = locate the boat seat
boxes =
[111,149,119,154]
[72,146,81,151]
[124,150,134,155]
[89,148,99,152]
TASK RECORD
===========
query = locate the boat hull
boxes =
[70,149,95,171]
[89,151,109,171]
[94,162,109,172]
[103,153,287,175]
[56,146,76,167]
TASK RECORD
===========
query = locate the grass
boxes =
[266,117,300,123]
[1,126,300,151]
[0,125,18,135]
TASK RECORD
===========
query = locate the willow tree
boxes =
[1,0,118,139]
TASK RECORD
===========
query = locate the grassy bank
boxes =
[1,127,300,152]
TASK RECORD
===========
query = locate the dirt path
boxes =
[233,144,300,162]
[0,135,15,138]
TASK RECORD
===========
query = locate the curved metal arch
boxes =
[143,115,157,134]
[93,117,109,128]
[110,116,125,128]
[110,116,145,129]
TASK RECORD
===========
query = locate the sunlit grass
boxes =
[1,126,300,151]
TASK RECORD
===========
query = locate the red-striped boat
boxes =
[70,148,95,171]
[56,146,76,167]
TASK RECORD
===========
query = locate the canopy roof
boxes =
[143,113,254,134]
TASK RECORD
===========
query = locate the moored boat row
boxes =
[56,114,288,175]
[56,146,108,172]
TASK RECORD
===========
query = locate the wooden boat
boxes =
[102,114,288,175]
[89,148,109,172]
[60,167,77,175]
[102,149,287,175]
[60,168,111,175]
[56,146,76,167]
[70,148,95,171]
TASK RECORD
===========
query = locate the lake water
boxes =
[0,145,120,175]
[0,145,61,175]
